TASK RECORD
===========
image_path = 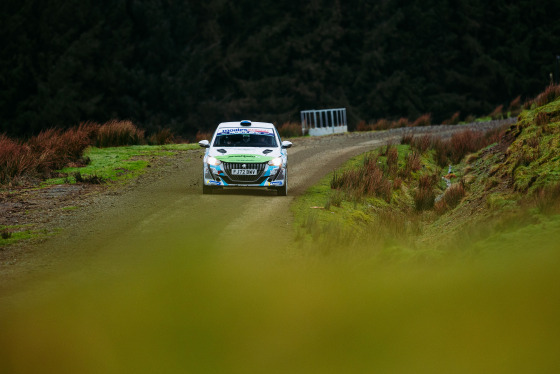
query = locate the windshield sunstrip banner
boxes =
[217,128,274,136]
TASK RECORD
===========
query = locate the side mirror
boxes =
[281,141,293,149]
[198,140,210,148]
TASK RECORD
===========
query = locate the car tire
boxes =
[277,172,288,196]
[203,183,213,195]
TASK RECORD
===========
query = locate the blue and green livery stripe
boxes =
[215,154,275,163]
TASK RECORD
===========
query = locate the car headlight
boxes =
[206,156,222,166]
[268,157,282,167]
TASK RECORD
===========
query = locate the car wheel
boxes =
[277,172,288,196]
[203,183,213,195]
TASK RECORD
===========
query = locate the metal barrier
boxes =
[300,108,348,136]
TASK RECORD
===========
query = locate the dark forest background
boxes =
[1,0,559,137]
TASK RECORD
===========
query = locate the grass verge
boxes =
[0,225,51,247]
[1,144,197,247]
[42,144,197,186]
[1,120,180,186]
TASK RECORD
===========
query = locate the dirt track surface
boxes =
[0,121,514,299]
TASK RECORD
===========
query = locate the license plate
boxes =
[231,169,257,175]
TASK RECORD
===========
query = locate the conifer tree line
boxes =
[1,0,559,137]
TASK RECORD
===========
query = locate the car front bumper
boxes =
[204,163,286,187]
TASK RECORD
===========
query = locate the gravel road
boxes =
[0,119,515,299]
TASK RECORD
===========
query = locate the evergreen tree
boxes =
[1,0,559,136]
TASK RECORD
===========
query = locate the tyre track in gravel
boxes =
[0,120,514,300]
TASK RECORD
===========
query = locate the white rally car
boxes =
[198,120,292,195]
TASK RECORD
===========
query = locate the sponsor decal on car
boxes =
[215,154,275,163]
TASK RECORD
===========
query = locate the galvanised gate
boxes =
[300,108,347,136]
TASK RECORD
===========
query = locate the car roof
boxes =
[217,121,275,129]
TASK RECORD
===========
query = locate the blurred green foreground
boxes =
[0,223,559,374]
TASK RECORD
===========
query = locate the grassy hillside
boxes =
[293,94,560,261]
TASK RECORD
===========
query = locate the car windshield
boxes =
[213,128,278,147]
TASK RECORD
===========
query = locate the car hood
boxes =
[208,147,282,163]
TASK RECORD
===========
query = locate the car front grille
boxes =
[222,162,267,182]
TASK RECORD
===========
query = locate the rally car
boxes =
[198,120,292,196]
